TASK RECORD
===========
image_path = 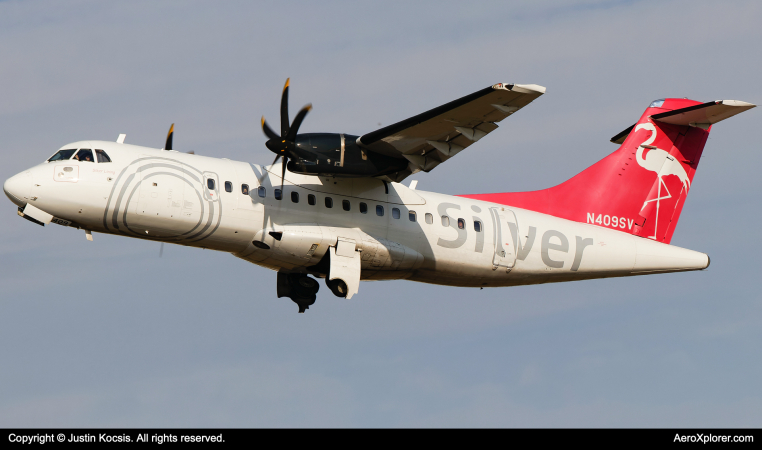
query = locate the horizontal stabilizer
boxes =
[651,100,755,128]
[610,124,635,145]
[611,99,755,143]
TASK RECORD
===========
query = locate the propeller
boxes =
[162,123,195,154]
[157,123,179,258]
[261,78,312,191]
[164,123,174,150]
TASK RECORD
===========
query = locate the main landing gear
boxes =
[276,271,353,313]
[277,272,320,313]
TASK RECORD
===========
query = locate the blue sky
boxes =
[0,0,760,426]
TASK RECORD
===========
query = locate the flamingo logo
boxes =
[633,122,692,239]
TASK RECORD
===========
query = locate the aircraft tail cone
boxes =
[632,238,709,273]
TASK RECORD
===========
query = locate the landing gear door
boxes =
[329,238,361,299]
[490,207,518,270]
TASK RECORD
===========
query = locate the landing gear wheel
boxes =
[327,278,348,298]
[277,272,320,313]
[294,298,314,313]
[292,276,318,313]
[297,276,319,291]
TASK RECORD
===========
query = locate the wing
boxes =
[358,83,545,181]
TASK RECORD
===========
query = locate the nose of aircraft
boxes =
[3,171,32,208]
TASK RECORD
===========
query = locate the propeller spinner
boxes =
[261,79,312,190]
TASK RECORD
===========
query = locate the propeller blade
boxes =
[285,104,312,142]
[280,78,290,138]
[260,80,312,179]
[258,154,281,182]
[159,242,164,257]
[281,156,287,193]
[164,123,174,150]
[261,117,280,141]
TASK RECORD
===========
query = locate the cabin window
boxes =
[207,178,215,190]
[425,213,433,224]
[257,186,266,198]
[360,202,368,214]
[441,215,450,227]
[376,205,384,216]
[225,181,233,193]
[325,197,333,208]
[48,149,77,162]
[241,184,249,195]
[458,218,465,229]
[274,189,282,200]
[409,211,417,222]
[392,208,400,219]
[74,149,94,163]
[291,191,299,203]
[474,220,482,232]
[308,194,316,205]
[95,150,111,163]
[342,200,350,211]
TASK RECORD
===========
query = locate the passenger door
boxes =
[489,207,518,270]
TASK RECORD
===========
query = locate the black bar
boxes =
[1,429,759,444]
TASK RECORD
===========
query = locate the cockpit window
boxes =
[95,150,111,163]
[73,149,94,163]
[649,99,665,108]
[48,149,76,162]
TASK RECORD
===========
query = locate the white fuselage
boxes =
[5,140,709,292]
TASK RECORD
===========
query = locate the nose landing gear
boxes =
[277,272,320,313]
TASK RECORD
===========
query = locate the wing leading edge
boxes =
[358,83,546,182]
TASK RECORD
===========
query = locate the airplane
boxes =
[3,80,755,312]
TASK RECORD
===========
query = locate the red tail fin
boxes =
[462,98,754,244]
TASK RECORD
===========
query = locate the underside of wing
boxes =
[358,83,546,182]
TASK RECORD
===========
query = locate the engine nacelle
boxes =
[288,133,408,178]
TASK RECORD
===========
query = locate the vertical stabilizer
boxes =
[461,98,754,244]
